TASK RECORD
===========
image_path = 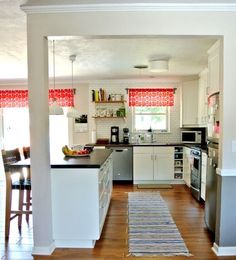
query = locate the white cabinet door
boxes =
[133,147,153,181]
[154,147,174,181]
[183,147,191,187]
[207,40,221,96]
[182,80,199,126]
[154,154,174,180]
[198,68,208,126]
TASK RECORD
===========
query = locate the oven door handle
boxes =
[191,185,200,193]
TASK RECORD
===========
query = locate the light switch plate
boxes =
[232,140,236,152]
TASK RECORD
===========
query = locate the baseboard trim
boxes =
[32,242,56,255]
[54,239,96,248]
[212,242,236,256]
[216,168,236,177]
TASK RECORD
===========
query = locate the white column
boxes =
[27,31,55,254]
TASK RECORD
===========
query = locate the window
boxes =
[134,106,169,131]
[2,108,30,149]
[1,108,69,152]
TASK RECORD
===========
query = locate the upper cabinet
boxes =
[181,79,199,127]
[207,40,221,96]
[198,68,208,126]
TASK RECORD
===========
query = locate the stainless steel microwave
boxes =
[181,131,202,143]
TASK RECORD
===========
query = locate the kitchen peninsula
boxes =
[12,149,113,249]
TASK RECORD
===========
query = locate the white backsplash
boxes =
[89,79,182,144]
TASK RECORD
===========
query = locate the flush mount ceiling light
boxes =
[49,40,64,115]
[67,54,80,118]
[149,59,169,72]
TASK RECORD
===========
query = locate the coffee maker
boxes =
[123,128,130,144]
[110,126,119,144]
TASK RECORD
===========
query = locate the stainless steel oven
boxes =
[190,147,202,201]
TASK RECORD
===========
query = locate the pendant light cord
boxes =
[69,55,76,91]
[71,56,74,89]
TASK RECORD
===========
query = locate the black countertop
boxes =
[9,149,113,169]
[88,142,207,153]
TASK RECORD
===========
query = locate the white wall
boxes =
[89,79,181,144]
[72,83,90,145]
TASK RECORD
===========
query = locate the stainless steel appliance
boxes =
[123,128,130,144]
[109,147,133,181]
[190,147,202,201]
[205,141,218,234]
[110,126,119,144]
[181,130,202,144]
[205,92,220,234]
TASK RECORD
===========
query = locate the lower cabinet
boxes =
[133,146,174,184]
[183,147,191,187]
[201,152,207,201]
[51,155,113,248]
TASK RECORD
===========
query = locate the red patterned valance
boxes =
[0,90,28,107]
[0,89,74,108]
[128,88,174,107]
[48,89,74,107]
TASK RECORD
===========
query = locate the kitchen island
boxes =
[51,149,113,248]
[11,149,113,249]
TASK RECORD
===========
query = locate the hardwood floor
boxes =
[0,181,235,259]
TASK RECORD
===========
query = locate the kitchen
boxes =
[1,0,236,258]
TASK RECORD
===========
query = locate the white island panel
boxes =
[51,154,112,248]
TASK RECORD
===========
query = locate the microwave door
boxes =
[182,132,196,143]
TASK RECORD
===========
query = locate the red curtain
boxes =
[48,89,74,107]
[0,90,28,107]
[128,88,174,107]
[0,89,74,108]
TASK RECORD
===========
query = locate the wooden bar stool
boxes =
[2,148,32,239]
[22,146,31,222]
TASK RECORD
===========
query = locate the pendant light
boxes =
[67,54,80,118]
[49,40,64,115]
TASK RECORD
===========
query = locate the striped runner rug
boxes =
[128,192,191,256]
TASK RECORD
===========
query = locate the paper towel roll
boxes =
[91,130,97,144]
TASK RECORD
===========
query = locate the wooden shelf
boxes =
[93,116,126,119]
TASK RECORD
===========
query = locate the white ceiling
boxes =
[0,0,218,82]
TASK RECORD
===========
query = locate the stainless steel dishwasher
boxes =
[108,146,133,181]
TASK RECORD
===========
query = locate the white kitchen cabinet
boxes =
[207,40,221,96]
[132,151,153,181]
[51,155,113,248]
[181,80,199,127]
[183,146,191,187]
[198,68,208,126]
[201,151,207,201]
[133,146,174,184]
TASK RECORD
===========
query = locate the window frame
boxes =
[132,106,170,133]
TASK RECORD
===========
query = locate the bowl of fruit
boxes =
[62,145,92,157]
